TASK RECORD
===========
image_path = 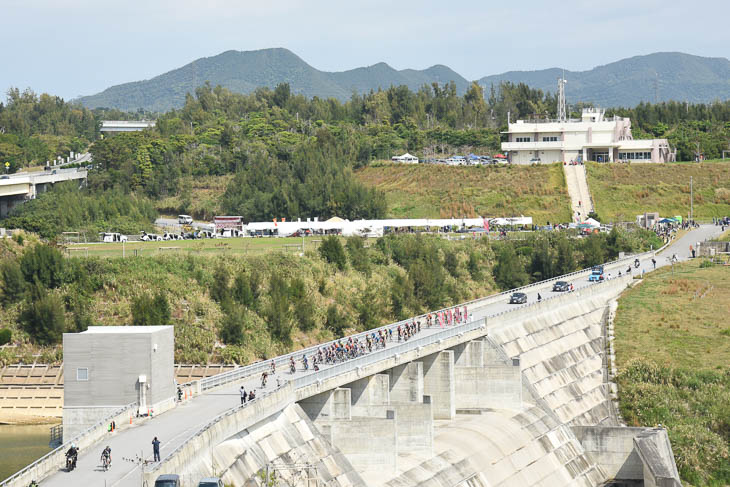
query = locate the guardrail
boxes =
[0,402,136,487]
[199,248,660,393]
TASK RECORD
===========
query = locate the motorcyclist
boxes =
[65,443,78,471]
[634,258,640,268]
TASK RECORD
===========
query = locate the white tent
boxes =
[583,217,601,227]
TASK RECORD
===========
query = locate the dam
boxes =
[7,226,716,487]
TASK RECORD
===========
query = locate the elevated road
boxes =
[26,225,722,487]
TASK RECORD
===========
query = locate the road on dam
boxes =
[37,225,721,487]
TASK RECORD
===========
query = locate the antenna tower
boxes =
[557,73,567,122]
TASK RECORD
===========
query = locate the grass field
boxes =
[65,236,317,258]
[613,260,730,485]
[614,260,730,369]
[587,161,730,222]
[355,163,572,224]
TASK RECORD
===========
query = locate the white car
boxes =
[100,232,127,243]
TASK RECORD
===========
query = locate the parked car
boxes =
[198,478,224,487]
[100,232,127,243]
[552,281,570,292]
[509,292,527,304]
[178,214,193,225]
[155,474,180,487]
[140,232,163,242]
[588,265,604,282]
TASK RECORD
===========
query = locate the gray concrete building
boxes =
[63,326,175,440]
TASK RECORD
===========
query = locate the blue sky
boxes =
[1,0,728,100]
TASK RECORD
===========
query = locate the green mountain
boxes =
[76,48,469,112]
[76,49,730,112]
[478,52,730,107]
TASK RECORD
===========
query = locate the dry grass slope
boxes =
[355,164,572,224]
[587,162,730,222]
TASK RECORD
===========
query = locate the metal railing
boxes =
[199,248,660,393]
[0,402,136,486]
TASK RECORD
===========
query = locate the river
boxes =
[0,424,56,481]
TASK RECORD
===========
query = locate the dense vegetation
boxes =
[614,261,730,486]
[2,183,157,238]
[0,227,659,365]
[4,80,730,236]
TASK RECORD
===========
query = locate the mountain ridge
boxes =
[76,48,730,112]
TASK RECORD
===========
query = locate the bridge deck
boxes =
[30,225,720,487]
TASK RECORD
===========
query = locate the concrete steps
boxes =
[563,164,594,222]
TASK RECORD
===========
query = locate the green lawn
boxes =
[587,161,730,222]
[355,163,572,224]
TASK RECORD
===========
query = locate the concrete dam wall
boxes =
[148,276,680,486]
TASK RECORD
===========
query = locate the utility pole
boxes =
[690,176,693,223]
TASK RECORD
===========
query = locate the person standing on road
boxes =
[652,258,656,269]
[240,386,246,405]
[152,437,161,462]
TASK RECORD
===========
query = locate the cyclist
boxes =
[101,445,112,470]
[261,371,268,388]
[289,357,296,374]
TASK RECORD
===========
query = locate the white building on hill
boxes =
[501,108,675,164]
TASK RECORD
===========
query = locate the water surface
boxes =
[0,424,56,481]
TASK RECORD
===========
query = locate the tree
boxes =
[493,245,529,290]
[264,274,292,344]
[325,304,348,337]
[220,302,245,345]
[467,251,482,280]
[209,265,230,303]
[390,273,415,320]
[581,234,606,267]
[555,236,576,275]
[131,292,171,326]
[346,237,371,276]
[20,291,65,345]
[20,244,65,289]
[319,236,347,271]
[529,239,556,282]
[0,260,26,306]
[289,277,315,332]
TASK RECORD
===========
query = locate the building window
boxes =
[77,368,88,381]
[542,136,558,142]
[515,137,531,142]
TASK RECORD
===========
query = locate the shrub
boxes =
[319,236,347,271]
[699,259,713,268]
[493,244,529,290]
[20,291,65,345]
[131,292,171,326]
[220,303,245,345]
[264,274,292,344]
[209,265,230,303]
[325,304,348,337]
[20,244,65,289]
[0,260,26,306]
[0,328,11,345]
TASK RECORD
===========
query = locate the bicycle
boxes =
[101,454,111,471]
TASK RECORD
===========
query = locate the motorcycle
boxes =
[65,454,76,472]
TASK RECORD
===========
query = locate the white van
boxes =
[100,232,127,243]
[178,215,193,225]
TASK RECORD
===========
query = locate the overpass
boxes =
[0,167,87,217]
[100,121,156,133]
[5,226,718,487]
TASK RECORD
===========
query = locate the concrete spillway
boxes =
[144,276,676,487]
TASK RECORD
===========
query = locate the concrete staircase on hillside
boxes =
[563,164,594,222]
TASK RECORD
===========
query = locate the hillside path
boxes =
[564,163,594,222]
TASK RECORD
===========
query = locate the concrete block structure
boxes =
[502,108,675,164]
[63,326,175,439]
